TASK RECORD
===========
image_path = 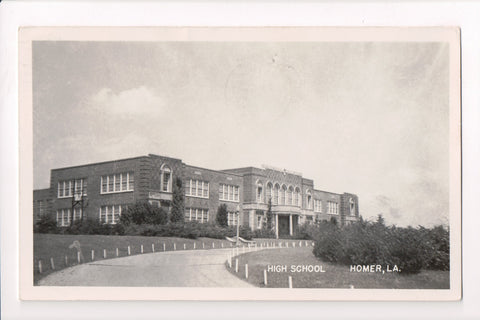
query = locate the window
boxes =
[100,172,134,194]
[56,209,71,227]
[186,179,210,199]
[161,166,172,192]
[266,182,273,202]
[306,216,314,224]
[256,215,263,229]
[73,207,83,221]
[58,179,87,198]
[34,200,47,218]
[114,174,121,191]
[280,185,287,205]
[257,182,263,203]
[314,199,322,212]
[184,208,209,223]
[306,190,312,210]
[273,184,280,205]
[149,200,160,208]
[99,205,123,224]
[287,186,293,205]
[295,187,301,207]
[328,201,339,214]
[227,212,238,226]
[219,184,239,202]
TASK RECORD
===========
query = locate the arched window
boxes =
[161,165,172,192]
[273,183,280,205]
[280,185,287,205]
[306,189,312,210]
[288,186,294,205]
[349,198,355,215]
[294,187,301,206]
[266,182,273,203]
[256,181,263,203]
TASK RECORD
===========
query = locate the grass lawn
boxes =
[226,247,450,289]
[33,233,238,284]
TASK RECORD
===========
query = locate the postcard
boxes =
[19,26,461,300]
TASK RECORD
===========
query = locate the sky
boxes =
[33,40,450,227]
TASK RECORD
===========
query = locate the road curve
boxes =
[38,248,253,287]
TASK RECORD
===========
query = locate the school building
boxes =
[33,153,359,238]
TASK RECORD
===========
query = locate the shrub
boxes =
[216,204,228,227]
[312,221,345,263]
[120,201,168,226]
[311,217,449,274]
[253,228,276,239]
[418,225,450,271]
[34,215,59,234]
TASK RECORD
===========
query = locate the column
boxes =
[275,214,279,239]
[289,214,293,236]
[250,209,255,231]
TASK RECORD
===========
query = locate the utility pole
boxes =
[72,181,87,224]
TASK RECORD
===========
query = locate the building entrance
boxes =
[278,215,290,236]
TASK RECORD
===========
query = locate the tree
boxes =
[170,177,185,224]
[216,203,228,227]
[265,198,273,231]
[376,214,386,226]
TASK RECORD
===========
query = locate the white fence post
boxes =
[116,248,119,257]
[77,251,81,263]
[245,264,249,279]
[91,250,95,261]
[65,255,68,266]
[184,243,186,250]
[212,242,215,249]
[141,245,144,253]
[235,259,239,273]
[152,244,155,252]
[50,257,55,270]
[38,260,42,273]
[194,242,196,249]
[174,243,176,251]
[163,243,166,252]
[288,276,293,288]
[264,270,268,285]
[128,246,131,255]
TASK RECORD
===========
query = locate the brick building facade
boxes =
[33,154,359,238]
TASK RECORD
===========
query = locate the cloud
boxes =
[89,86,165,117]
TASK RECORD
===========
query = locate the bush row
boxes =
[121,222,255,240]
[34,215,255,240]
[311,218,449,274]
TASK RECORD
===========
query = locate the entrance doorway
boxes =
[278,216,290,236]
